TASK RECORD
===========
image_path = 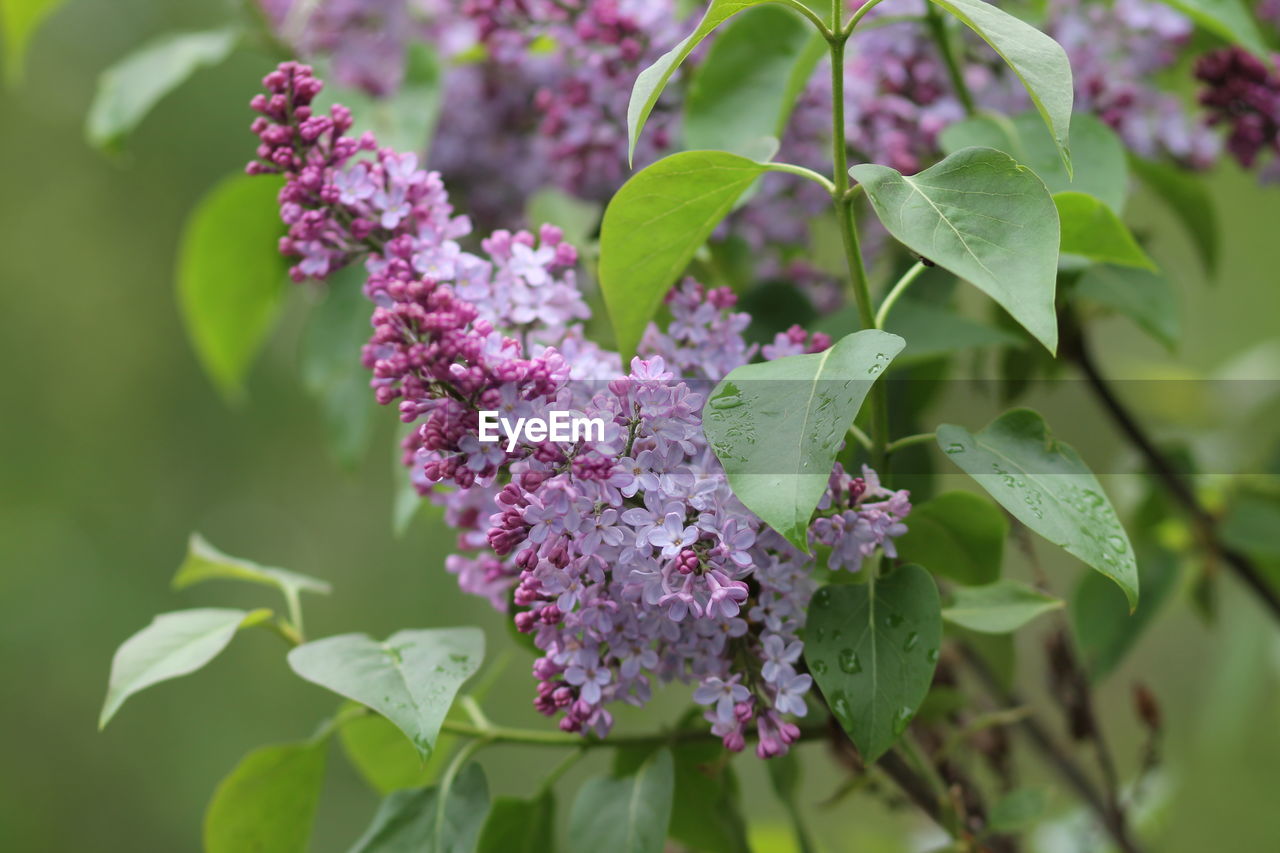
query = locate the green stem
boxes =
[438,717,825,749]
[847,424,874,453]
[770,0,834,37]
[537,747,587,796]
[829,26,889,471]
[763,162,836,194]
[885,431,936,456]
[924,4,976,116]
[874,261,927,329]
[846,0,890,34]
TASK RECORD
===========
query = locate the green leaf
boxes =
[86,28,238,151]
[204,740,327,853]
[99,607,270,729]
[173,533,331,608]
[301,266,379,466]
[765,751,815,853]
[1055,192,1156,270]
[600,150,767,358]
[682,4,823,155]
[942,579,1064,633]
[1,0,65,83]
[568,748,674,853]
[1072,542,1180,680]
[476,792,555,853]
[1074,264,1179,352]
[703,329,905,551]
[1222,490,1280,558]
[1129,154,1218,273]
[804,566,943,762]
[880,300,1022,364]
[176,173,289,402]
[350,763,490,853]
[340,710,439,795]
[926,0,1074,169]
[940,112,1127,212]
[668,741,751,853]
[1157,0,1271,60]
[852,147,1061,353]
[626,0,777,162]
[287,628,484,760]
[987,787,1048,833]
[937,409,1139,608]
[895,491,1008,586]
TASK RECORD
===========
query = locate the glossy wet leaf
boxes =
[1075,264,1179,352]
[852,147,1061,352]
[703,329,905,551]
[600,151,767,358]
[895,491,1008,586]
[943,579,1063,633]
[804,565,943,762]
[626,0,775,162]
[476,792,555,853]
[936,409,1139,608]
[683,4,822,155]
[87,28,238,150]
[1073,542,1180,680]
[568,748,674,853]
[1158,0,1270,59]
[926,0,1074,168]
[940,111,1126,212]
[1129,154,1217,273]
[349,763,489,853]
[99,607,270,728]
[301,266,379,466]
[2,0,65,82]
[204,740,327,853]
[1055,192,1155,270]
[176,172,288,402]
[288,627,484,760]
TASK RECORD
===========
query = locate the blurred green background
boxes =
[2,2,1279,851]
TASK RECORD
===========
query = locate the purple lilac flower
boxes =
[1196,46,1280,181]
[249,62,915,756]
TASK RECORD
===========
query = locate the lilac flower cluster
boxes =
[1195,46,1280,181]
[247,62,913,755]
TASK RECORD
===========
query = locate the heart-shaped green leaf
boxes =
[477,792,555,853]
[703,329,905,551]
[942,579,1064,633]
[204,740,327,853]
[99,607,271,728]
[894,491,1008,586]
[852,147,1060,352]
[568,749,674,853]
[927,0,1074,169]
[1074,264,1179,352]
[176,172,288,402]
[1055,192,1156,270]
[937,409,1139,608]
[349,763,490,853]
[804,566,943,762]
[940,111,1126,212]
[287,628,483,760]
[600,150,768,358]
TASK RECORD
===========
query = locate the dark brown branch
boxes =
[958,643,1145,853]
